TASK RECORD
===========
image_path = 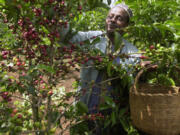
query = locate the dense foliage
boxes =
[0,0,179,135]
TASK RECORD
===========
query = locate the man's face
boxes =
[106,7,129,34]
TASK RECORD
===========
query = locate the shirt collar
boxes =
[105,35,125,55]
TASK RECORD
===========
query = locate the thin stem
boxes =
[11,95,32,103]
[46,42,54,134]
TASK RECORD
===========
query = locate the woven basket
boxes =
[130,65,180,135]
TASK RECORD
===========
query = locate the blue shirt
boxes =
[70,31,140,112]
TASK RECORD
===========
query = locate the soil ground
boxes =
[55,70,80,135]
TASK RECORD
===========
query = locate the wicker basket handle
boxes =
[133,64,158,94]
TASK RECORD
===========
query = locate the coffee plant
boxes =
[0,0,179,135]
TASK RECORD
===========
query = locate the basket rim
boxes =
[130,86,180,96]
[132,65,180,95]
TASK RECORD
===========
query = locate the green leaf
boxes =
[104,119,111,128]
[94,2,110,9]
[76,101,88,114]
[107,61,113,76]
[19,75,32,82]
[119,107,128,118]
[114,32,123,51]
[36,64,55,74]
[40,26,49,34]
[83,39,91,45]
[120,117,129,132]
[87,0,93,7]
[87,0,109,9]
[0,0,5,5]
[42,37,51,46]
[99,103,110,111]
[91,37,101,45]
[157,74,175,86]
[111,112,116,126]
[70,121,89,134]
[121,75,131,88]
[104,96,115,108]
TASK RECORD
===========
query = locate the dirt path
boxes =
[59,70,80,92]
[55,71,80,135]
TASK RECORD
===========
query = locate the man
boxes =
[70,3,140,134]
[71,3,139,111]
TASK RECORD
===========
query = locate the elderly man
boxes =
[69,3,140,134]
[71,3,139,112]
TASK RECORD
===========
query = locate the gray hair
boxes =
[112,3,133,19]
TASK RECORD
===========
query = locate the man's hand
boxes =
[140,61,158,69]
[140,61,151,67]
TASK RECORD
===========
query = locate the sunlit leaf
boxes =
[36,64,55,74]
